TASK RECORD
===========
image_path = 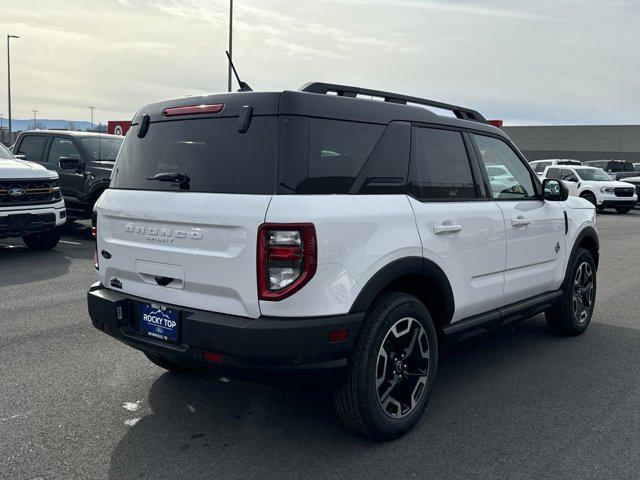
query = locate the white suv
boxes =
[88,83,600,440]
[530,159,582,176]
[0,142,66,249]
[542,165,637,213]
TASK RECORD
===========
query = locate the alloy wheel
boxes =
[375,317,430,418]
[573,261,594,324]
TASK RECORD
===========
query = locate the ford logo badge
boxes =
[8,188,25,196]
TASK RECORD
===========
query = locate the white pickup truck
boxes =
[0,142,66,249]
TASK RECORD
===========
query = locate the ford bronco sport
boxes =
[88,83,599,440]
[0,141,66,249]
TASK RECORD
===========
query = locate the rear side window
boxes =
[408,127,476,200]
[17,136,47,162]
[546,167,561,179]
[111,117,278,194]
[278,118,384,194]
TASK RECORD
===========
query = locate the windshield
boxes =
[80,137,123,161]
[575,168,612,181]
[0,142,14,160]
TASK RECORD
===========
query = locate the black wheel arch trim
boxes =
[570,226,599,270]
[348,256,455,325]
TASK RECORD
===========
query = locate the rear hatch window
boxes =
[111,117,278,194]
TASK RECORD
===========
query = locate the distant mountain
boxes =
[2,118,95,132]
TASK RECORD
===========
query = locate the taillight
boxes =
[257,223,317,301]
[92,208,98,270]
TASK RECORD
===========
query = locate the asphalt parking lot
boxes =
[1,210,639,480]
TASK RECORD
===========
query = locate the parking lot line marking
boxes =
[59,240,83,245]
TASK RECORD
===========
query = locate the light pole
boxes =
[227,0,233,92]
[32,110,37,129]
[7,34,19,137]
[89,106,95,131]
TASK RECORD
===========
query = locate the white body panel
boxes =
[496,200,566,304]
[96,190,271,318]
[0,157,58,180]
[96,187,597,323]
[261,195,421,317]
[408,198,506,322]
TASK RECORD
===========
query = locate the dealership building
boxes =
[502,125,640,163]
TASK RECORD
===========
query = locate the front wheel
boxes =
[615,207,632,214]
[581,192,597,208]
[545,247,596,336]
[334,292,438,440]
[22,228,61,250]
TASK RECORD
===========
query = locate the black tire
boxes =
[580,192,597,208]
[144,352,194,372]
[22,228,61,250]
[545,247,596,336]
[615,207,632,214]
[334,292,438,441]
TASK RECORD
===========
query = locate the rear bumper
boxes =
[87,283,364,374]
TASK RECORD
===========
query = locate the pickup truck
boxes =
[0,141,66,249]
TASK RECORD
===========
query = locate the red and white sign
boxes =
[108,121,132,136]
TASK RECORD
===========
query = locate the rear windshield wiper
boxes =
[146,172,191,190]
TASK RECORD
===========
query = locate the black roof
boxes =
[132,82,505,138]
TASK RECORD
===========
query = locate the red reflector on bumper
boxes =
[203,352,223,364]
[102,323,110,334]
[328,329,349,343]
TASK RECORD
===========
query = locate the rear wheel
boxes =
[144,352,194,372]
[22,228,61,250]
[615,207,632,214]
[545,247,596,336]
[334,292,438,440]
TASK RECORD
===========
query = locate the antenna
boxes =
[225,51,252,92]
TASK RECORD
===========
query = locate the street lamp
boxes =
[89,106,95,131]
[227,0,233,92]
[7,34,19,138]
[32,110,38,130]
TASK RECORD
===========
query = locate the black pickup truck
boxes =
[13,131,123,219]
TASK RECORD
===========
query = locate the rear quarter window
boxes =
[17,135,48,162]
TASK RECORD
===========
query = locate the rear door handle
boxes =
[433,224,463,235]
[511,216,531,227]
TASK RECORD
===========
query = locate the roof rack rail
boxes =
[299,82,488,124]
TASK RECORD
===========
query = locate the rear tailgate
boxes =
[97,190,270,318]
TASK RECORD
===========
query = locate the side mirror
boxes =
[543,178,569,201]
[14,154,27,160]
[566,177,578,182]
[59,157,81,171]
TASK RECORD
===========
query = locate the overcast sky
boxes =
[2,0,639,125]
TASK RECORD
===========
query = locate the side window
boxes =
[537,161,552,172]
[561,169,577,182]
[409,127,476,200]
[546,168,561,179]
[473,134,536,199]
[48,137,80,163]
[16,136,47,163]
[307,119,384,194]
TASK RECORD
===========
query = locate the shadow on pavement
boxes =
[108,317,640,480]
[0,247,72,287]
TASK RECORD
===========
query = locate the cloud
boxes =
[1,0,639,125]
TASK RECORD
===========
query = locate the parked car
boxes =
[88,82,599,440]
[619,175,640,206]
[543,165,637,213]
[583,160,637,180]
[12,131,123,219]
[529,159,582,177]
[0,140,66,249]
[633,163,640,172]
